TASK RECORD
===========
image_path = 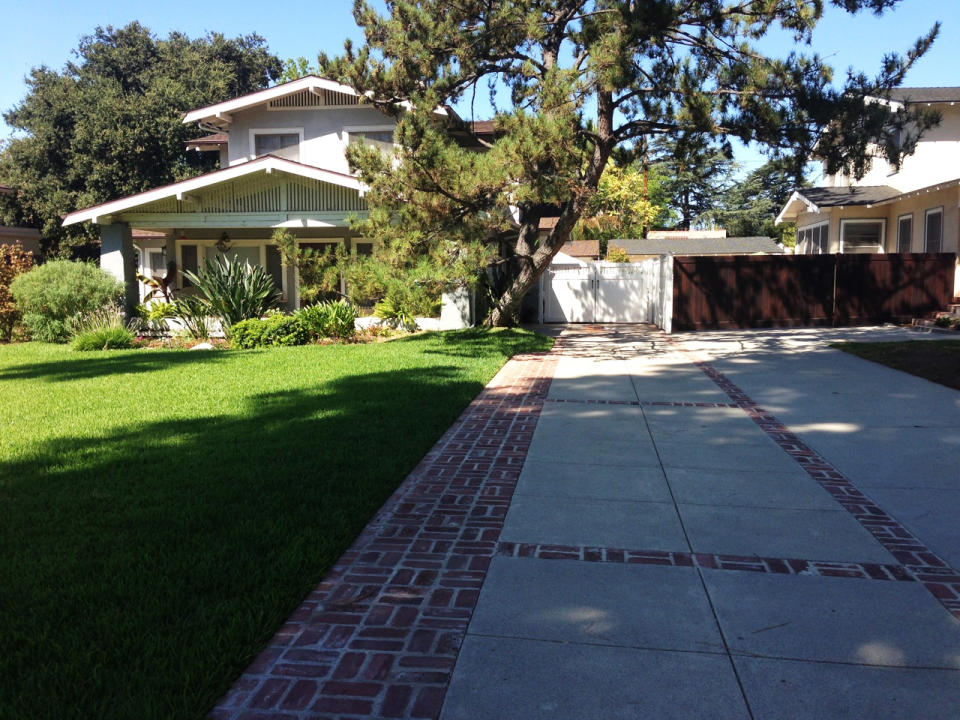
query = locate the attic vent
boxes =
[268,88,361,109]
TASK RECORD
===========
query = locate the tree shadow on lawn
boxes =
[0,347,237,383]
[402,327,554,359]
[0,364,483,720]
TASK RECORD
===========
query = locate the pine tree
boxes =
[322,0,939,325]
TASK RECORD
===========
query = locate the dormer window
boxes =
[250,128,303,162]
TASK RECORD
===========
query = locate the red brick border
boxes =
[210,349,558,720]
[497,542,915,582]
[688,355,960,618]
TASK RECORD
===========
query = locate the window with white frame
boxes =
[840,219,886,254]
[925,207,943,253]
[345,126,396,153]
[797,222,829,254]
[896,214,913,253]
[251,129,302,161]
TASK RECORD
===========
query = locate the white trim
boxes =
[896,212,914,253]
[796,219,829,255]
[248,127,304,162]
[924,206,944,252]
[183,77,365,125]
[63,156,364,226]
[775,190,820,225]
[839,218,887,253]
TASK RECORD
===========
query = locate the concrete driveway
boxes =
[441,325,960,719]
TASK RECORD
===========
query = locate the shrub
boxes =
[606,245,630,263]
[231,314,311,349]
[0,242,35,341]
[10,260,122,342]
[374,295,419,331]
[184,256,282,334]
[296,299,357,339]
[71,307,136,351]
[172,296,213,340]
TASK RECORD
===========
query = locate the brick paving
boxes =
[210,347,558,720]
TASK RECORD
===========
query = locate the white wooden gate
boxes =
[543,257,672,329]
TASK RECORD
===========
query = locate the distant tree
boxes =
[319,0,939,325]
[575,160,673,243]
[0,242,35,340]
[0,23,282,256]
[714,158,809,245]
[652,134,735,231]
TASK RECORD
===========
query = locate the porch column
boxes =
[100,222,138,319]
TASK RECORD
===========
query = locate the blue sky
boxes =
[1,0,957,178]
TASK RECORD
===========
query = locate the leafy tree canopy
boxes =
[317,1,937,324]
[652,133,735,231]
[713,157,810,245]
[0,23,282,255]
[574,159,673,244]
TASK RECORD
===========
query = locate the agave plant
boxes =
[183,256,282,334]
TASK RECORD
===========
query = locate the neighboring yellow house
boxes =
[776,86,960,295]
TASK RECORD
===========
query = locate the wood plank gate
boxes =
[543,258,667,324]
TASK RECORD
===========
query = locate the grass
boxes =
[0,329,552,720]
[831,339,960,391]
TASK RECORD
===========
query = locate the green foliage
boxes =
[652,134,735,230]
[576,161,673,241]
[9,260,122,342]
[230,314,311,349]
[605,245,631,263]
[271,228,343,305]
[70,308,136,351]
[296,300,358,340]
[317,0,937,324]
[171,295,212,341]
[0,23,282,255]
[183,256,282,334]
[374,296,419,332]
[713,158,809,245]
[0,241,35,341]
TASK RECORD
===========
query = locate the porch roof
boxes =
[63,155,364,227]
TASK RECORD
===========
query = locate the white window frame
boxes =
[839,218,886,254]
[248,127,304,162]
[342,124,397,149]
[896,213,913,254]
[797,220,829,255]
[924,206,944,253]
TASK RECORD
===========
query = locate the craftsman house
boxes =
[63,75,488,312]
[776,87,960,293]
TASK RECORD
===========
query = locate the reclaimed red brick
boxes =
[279,680,318,711]
[380,684,414,718]
[411,686,447,718]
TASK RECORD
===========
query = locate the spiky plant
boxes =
[183,256,282,335]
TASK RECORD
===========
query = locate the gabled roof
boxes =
[63,155,363,226]
[614,236,783,256]
[564,240,600,258]
[775,185,901,224]
[182,75,448,130]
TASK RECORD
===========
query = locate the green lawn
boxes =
[831,339,960,391]
[0,329,552,720]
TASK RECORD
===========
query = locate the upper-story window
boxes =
[345,126,396,153]
[250,128,303,162]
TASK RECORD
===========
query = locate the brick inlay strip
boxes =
[545,397,740,409]
[210,349,558,720]
[685,352,960,619]
[497,542,915,582]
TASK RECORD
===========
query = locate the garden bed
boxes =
[0,329,552,719]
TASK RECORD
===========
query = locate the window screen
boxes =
[266,245,284,290]
[254,133,300,161]
[355,242,374,257]
[205,245,261,267]
[842,222,883,253]
[349,130,395,152]
[925,209,943,253]
[897,215,913,253]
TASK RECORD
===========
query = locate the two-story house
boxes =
[776,86,960,294]
[63,75,486,312]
